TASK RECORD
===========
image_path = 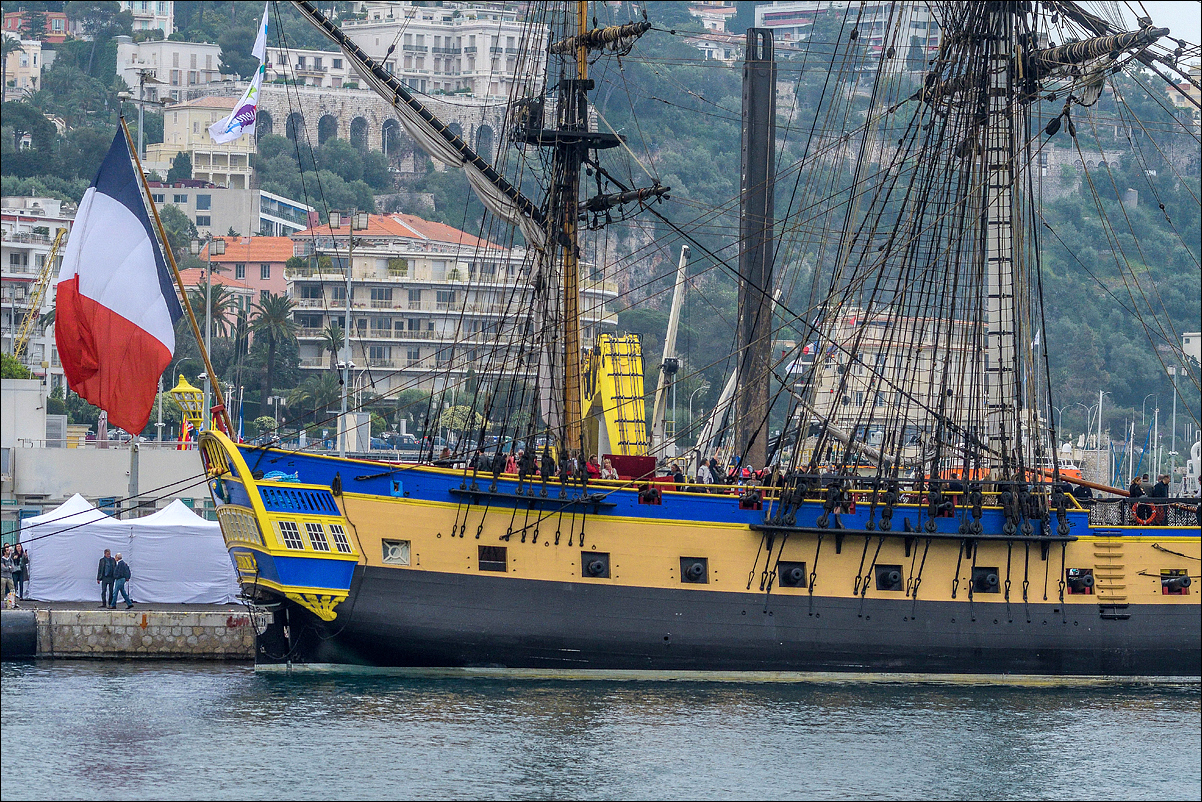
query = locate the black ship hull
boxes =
[260,565,1201,677]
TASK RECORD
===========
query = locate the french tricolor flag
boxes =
[55,130,182,435]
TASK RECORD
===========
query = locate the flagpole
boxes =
[119,116,232,435]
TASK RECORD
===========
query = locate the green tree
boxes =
[187,282,236,337]
[287,372,340,426]
[316,138,364,183]
[0,102,56,177]
[319,322,344,370]
[1,353,32,379]
[218,23,259,79]
[65,1,133,73]
[167,150,192,183]
[157,204,196,258]
[23,9,47,41]
[47,384,68,416]
[362,150,392,190]
[251,293,298,414]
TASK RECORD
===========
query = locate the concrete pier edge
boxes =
[1,606,254,660]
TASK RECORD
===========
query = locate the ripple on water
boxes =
[1,662,1198,801]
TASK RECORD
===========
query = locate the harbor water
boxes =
[1,662,1198,800]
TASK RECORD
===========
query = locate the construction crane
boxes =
[13,228,66,361]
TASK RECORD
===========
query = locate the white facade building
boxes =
[264,46,360,90]
[114,36,224,100]
[145,184,315,239]
[119,0,174,36]
[339,1,548,98]
[1,196,75,389]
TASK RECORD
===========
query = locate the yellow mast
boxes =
[561,0,588,454]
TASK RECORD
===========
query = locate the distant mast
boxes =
[734,29,777,470]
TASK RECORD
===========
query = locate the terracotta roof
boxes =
[201,236,295,263]
[178,268,253,291]
[170,96,238,110]
[292,213,502,251]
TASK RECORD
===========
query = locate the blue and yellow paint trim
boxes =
[200,431,360,621]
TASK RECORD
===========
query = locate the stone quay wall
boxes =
[34,609,254,660]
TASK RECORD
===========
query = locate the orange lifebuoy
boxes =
[1132,500,1163,526]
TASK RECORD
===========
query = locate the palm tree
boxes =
[319,322,344,371]
[187,283,236,337]
[288,373,341,426]
[251,293,298,413]
[1,37,24,100]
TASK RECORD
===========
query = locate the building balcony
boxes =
[3,231,54,245]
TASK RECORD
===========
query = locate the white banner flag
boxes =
[208,3,269,145]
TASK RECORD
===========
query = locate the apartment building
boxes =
[115,37,224,102]
[146,183,315,239]
[1,196,75,389]
[1167,63,1201,133]
[2,33,45,101]
[264,46,360,89]
[755,1,940,67]
[119,0,174,36]
[803,312,980,443]
[145,96,253,188]
[287,212,617,393]
[340,1,547,98]
[2,10,68,44]
[199,236,296,299]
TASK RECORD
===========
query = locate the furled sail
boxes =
[290,1,547,250]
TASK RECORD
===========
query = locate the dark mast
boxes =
[734,29,777,470]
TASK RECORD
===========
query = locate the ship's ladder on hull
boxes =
[1093,534,1129,620]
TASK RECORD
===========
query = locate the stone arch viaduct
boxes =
[257,85,509,161]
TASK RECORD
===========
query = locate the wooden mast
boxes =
[560,0,588,454]
[120,116,232,434]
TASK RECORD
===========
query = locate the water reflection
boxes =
[2,663,1198,801]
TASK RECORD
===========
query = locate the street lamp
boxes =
[117,69,165,161]
[331,210,369,458]
[1052,404,1070,441]
[191,236,225,430]
[1141,393,1156,428]
[266,395,287,431]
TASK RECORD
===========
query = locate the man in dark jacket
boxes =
[1148,474,1171,498]
[97,549,116,608]
[110,553,133,609]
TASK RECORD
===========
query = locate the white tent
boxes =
[19,495,240,604]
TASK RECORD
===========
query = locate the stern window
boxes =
[329,523,353,554]
[278,520,305,550]
[305,522,331,551]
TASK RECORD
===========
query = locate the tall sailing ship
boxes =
[195,0,1199,675]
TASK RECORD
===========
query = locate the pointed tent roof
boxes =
[22,493,110,528]
[135,499,219,528]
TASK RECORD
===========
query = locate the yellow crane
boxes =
[13,228,66,361]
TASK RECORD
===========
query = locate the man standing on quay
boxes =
[111,553,133,609]
[97,549,116,608]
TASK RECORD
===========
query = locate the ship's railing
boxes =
[1088,498,1201,528]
